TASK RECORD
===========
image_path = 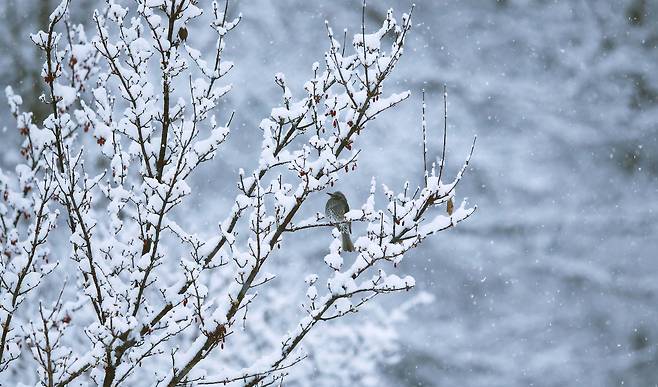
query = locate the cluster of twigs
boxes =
[0,1,475,386]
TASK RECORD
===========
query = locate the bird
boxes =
[325,191,355,252]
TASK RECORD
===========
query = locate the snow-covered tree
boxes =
[0,1,476,385]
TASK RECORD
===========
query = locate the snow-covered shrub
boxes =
[0,1,475,385]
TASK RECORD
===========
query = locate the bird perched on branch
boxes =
[325,191,355,252]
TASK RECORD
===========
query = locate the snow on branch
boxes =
[0,1,476,386]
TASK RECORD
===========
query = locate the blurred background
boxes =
[1,0,657,386]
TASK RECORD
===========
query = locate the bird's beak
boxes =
[326,192,333,196]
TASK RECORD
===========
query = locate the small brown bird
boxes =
[325,191,355,252]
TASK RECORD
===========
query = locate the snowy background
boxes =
[1,0,657,386]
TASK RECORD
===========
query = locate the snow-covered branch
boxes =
[0,1,476,386]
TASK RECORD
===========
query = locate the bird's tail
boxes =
[341,232,355,252]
